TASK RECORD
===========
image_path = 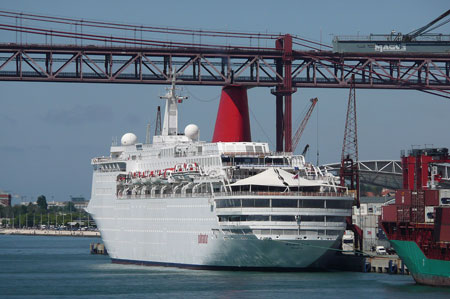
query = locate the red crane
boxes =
[291,97,318,153]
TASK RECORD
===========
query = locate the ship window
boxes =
[245,145,254,153]
[218,215,270,222]
[299,215,324,222]
[229,215,241,222]
[301,199,324,208]
[270,158,284,165]
[271,215,296,222]
[136,144,143,150]
[131,155,136,160]
[216,198,241,208]
[117,162,126,171]
[242,198,270,208]
[327,200,352,209]
[255,146,263,153]
[222,156,231,163]
[255,199,270,207]
[247,215,270,221]
[272,199,298,208]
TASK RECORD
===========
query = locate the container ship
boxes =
[86,75,354,270]
[381,148,450,286]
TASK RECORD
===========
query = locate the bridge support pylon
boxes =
[271,34,296,153]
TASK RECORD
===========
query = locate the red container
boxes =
[424,190,440,206]
[411,206,425,223]
[435,223,450,242]
[397,206,411,222]
[395,190,412,205]
[412,193,425,206]
[437,207,450,225]
[382,205,397,222]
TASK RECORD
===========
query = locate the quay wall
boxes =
[0,228,100,237]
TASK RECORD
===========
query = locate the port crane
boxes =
[291,98,318,153]
[403,9,450,41]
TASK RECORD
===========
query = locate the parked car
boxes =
[376,246,387,255]
[386,247,396,255]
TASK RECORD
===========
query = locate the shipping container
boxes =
[411,206,425,223]
[425,190,440,206]
[359,204,368,215]
[435,207,450,225]
[364,227,377,239]
[397,206,411,222]
[417,190,425,198]
[425,206,435,223]
[434,223,450,242]
[439,189,450,206]
[395,190,412,205]
[382,205,397,222]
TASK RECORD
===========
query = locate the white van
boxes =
[376,246,387,255]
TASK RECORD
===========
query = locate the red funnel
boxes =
[212,85,251,142]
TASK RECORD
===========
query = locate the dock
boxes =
[326,252,409,275]
[366,255,409,274]
[90,243,108,255]
[0,228,100,237]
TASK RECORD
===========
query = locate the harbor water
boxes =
[1,235,449,298]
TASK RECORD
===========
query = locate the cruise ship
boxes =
[87,76,354,270]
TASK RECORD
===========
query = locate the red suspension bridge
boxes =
[0,10,449,152]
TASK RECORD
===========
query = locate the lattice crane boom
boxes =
[291,97,318,153]
[340,75,360,207]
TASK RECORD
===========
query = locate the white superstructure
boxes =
[87,77,353,270]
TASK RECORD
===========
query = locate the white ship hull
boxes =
[88,171,349,270]
[89,196,341,269]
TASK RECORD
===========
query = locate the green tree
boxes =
[64,201,76,213]
[37,195,47,211]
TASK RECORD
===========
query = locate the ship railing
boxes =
[117,190,349,200]
[219,191,349,197]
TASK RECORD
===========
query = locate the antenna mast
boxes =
[155,106,162,136]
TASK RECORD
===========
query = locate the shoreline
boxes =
[0,228,100,238]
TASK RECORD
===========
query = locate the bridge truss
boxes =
[322,160,450,190]
[0,10,449,152]
[0,44,449,90]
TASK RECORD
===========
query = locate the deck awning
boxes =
[230,167,322,188]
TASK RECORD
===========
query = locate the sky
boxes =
[0,0,449,204]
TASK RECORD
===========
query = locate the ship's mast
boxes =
[160,73,187,136]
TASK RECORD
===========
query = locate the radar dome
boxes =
[121,133,138,145]
[184,124,199,140]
